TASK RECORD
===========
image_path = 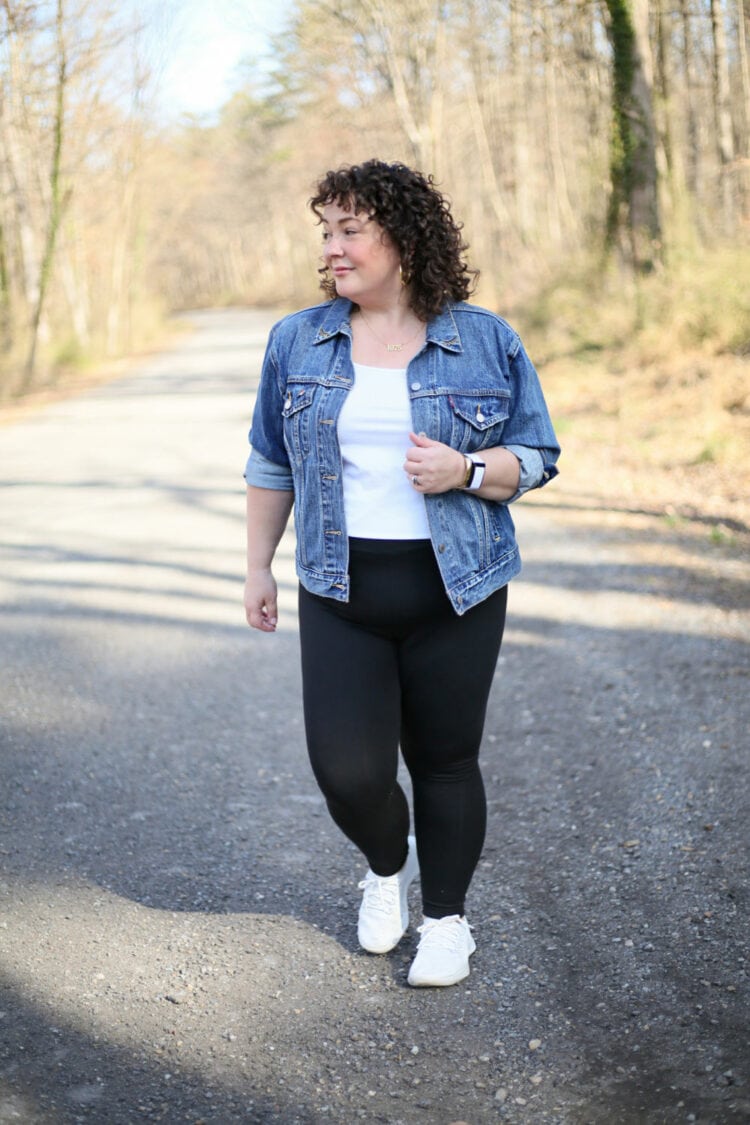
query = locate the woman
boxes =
[244,160,559,987]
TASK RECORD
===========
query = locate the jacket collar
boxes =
[313,298,463,353]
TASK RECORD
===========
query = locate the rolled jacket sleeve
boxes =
[502,444,544,503]
[497,332,560,502]
[244,322,294,491]
[244,448,294,490]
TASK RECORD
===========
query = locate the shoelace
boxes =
[415,914,472,949]
[358,871,400,914]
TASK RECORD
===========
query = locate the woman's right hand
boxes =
[244,569,279,632]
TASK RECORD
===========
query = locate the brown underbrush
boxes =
[518,249,750,558]
[539,347,749,544]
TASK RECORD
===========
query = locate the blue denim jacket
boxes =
[245,298,560,614]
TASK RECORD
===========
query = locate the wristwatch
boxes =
[462,452,486,491]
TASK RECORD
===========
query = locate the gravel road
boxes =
[1,308,748,1125]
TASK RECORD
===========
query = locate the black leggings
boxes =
[298,538,507,918]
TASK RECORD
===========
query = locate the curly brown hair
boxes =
[309,160,478,321]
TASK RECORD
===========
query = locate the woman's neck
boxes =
[351,303,426,369]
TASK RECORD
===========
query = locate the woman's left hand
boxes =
[404,432,466,494]
[405,431,522,501]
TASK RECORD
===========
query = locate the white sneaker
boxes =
[407,914,476,987]
[357,836,419,954]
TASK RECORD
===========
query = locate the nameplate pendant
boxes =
[387,343,404,352]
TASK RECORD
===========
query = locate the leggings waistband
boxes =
[348,536,432,557]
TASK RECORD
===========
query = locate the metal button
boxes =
[410,382,421,391]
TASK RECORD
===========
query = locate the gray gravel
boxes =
[1,308,748,1124]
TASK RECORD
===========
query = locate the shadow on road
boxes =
[0,983,319,1124]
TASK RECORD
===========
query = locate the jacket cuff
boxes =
[503,444,543,502]
[244,448,294,490]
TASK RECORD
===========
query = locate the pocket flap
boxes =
[448,392,510,430]
[283,386,314,416]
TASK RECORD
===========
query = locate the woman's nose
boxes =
[324,235,343,259]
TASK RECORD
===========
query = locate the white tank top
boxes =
[337,362,431,539]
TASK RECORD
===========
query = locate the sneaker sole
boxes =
[407,960,471,987]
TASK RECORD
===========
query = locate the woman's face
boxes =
[320,201,402,308]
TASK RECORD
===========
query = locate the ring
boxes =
[412,475,420,486]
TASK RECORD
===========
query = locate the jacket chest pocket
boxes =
[446,391,511,451]
[282,384,315,460]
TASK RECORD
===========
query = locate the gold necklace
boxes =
[358,308,425,352]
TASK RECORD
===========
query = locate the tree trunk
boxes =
[540,1,576,246]
[735,0,750,217]
[106,169,135,356]
[1,31,40,326]
[22,0,66,388]
[710,0,736,230]
[0,217,12,353]
[652,0,678,241]
[428,14,445,181]
[509,0,533,238]
[678,0,700,202]
[604,0,662,272]
[58,225,90,351]
[464,65,518,244]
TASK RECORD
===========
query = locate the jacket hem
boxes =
[444,552,521,615]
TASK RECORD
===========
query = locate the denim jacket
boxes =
[245,298,560,614]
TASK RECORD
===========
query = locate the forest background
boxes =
[2,0,749,544]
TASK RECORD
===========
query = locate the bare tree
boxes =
[738,0,750,216]
[23,0,66,385]
[1,3,43,348]
[711,0,738,230]
[604,0,662,271]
